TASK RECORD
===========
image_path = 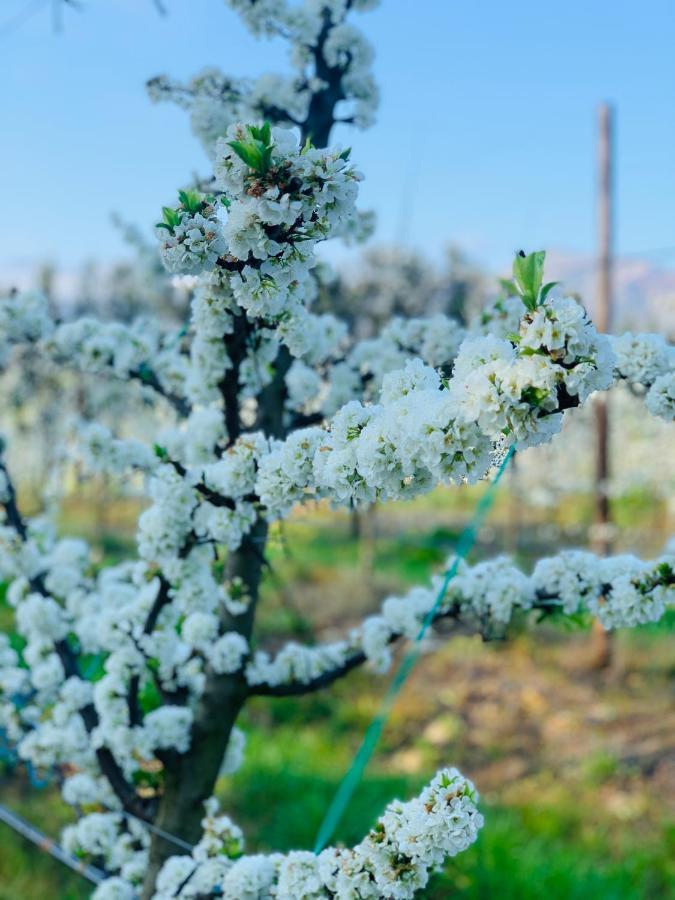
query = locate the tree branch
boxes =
[251,649,368,697]
[219,314,252,445]
[127,575,175,726]
[130,366,192,418]
[247,561,674,699]
[51,637,155,820]
[0,459,28,540]
[0,455,151,819]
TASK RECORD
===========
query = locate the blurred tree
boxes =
[316,243,488,338]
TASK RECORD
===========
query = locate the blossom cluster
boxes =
[283,313,466,419]
[140,768,482,900]
[147,0,380,159]
[63,812,149,887]
[609,331,675,421]
[213,124,360,316]
[157,193,226,275]
[0,536,198,780]
[0,289,190,412]
[257,294,616,515]
[244,545,675,690]
[48,318,186,391]
[0,289,54,366]
[77,422,158,475]
[153,125,361,382]
[0,477,258,793]
[136,433,265,563]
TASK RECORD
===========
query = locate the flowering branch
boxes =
[0,453,154,822]
[0,292,191,418]
[246,546,675,697]
[145,768,483,900]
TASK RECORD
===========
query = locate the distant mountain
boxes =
[3,249,675,337]
[545,250,675,337]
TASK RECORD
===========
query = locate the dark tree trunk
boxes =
[141,519,268,897]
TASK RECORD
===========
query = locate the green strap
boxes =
[313,445,516,854]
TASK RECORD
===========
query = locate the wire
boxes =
[0,802,106,885]
[1,731,194,854]
[122,809,194,853]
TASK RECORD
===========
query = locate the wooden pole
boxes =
[590,103,614,668]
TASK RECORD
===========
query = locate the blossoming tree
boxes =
[1,2,674,898]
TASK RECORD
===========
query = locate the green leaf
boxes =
[338,147,351,161]
[521,385,549,406]
[519,346,547,357]
[498,277,517,296]
[9,631,27,658]
[228,140,265,171]
[247,122,273,149]
[178,189,203,214]
[153,444,169,461]
[259,121,272,145]
[261,144,274,172]
[539,280,559,305]
[505,332,521,344]
[136,362,153,383]
[132,768,163,790]
[537,607,591,630]
[80,653,106,682]
[301,136,315,154]
[139,678,163,715]
[159,206,182,232]
[657,562,674,581]
[228,123,276,173]
[513,250,546,310]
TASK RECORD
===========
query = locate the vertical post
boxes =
[591,103,614,668]
[595,103,613,551]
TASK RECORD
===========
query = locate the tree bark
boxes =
[141,520,268,898]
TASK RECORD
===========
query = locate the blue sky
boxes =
[3,0,675,277]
